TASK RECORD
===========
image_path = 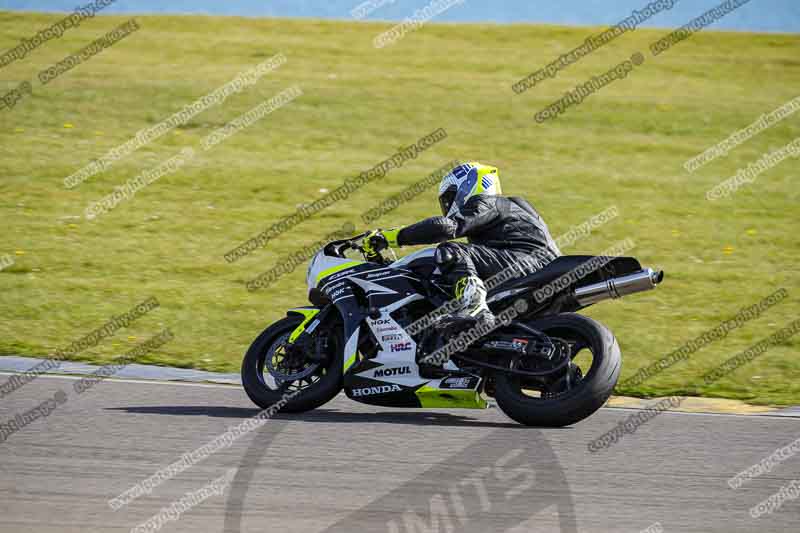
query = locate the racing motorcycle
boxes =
[242,234,664,426]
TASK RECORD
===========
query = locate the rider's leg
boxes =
[434,242,493,321]
[426,243,551,367]
[434,242,551,319]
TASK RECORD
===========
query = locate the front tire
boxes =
[241,315,343,413]
[493,313,620,427]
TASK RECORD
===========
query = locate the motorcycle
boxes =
[242,233,664,426]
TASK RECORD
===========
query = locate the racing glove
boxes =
[362,228,401,257]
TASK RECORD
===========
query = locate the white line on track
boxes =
[4,372,798,419]
[0,371,239,389]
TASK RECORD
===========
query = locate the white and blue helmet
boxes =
[438,162,502,217]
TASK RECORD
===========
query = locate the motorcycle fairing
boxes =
[333,272,486,409]
[306,246,487,409]
[286,307,321,342]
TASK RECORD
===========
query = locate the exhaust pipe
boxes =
[573,268,664,306]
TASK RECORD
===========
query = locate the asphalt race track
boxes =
[1,375,798,532]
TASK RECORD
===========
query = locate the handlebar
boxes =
[322,232,394,265]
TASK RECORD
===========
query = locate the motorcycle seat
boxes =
[488,255,643,296]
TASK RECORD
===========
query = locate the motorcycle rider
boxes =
[363,162,561,345]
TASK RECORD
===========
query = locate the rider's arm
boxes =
[395,216,457,245]
[395,195,501,246]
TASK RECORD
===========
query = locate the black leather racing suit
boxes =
[396,195,561,295]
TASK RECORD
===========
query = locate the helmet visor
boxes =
[445,169,479,217]
[439,186,457,216]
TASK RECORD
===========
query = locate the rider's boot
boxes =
[429,275,497,366]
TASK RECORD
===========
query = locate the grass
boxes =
[0,12,798,405]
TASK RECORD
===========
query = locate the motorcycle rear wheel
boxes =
[493,313,620,427]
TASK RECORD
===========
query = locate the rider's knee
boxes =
[434,242,463,272]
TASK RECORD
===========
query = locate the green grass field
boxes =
[1,12,798,405]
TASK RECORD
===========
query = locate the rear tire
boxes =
[241,315,343,413]
[493,313,620,427]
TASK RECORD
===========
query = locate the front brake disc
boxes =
[265,344,319,381]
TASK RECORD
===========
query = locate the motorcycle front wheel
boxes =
[241,314,343,413]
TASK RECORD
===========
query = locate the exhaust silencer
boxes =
[573,268,664,306]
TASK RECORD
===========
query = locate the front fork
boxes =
[286,306,334,364]
[287,303,365,374]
